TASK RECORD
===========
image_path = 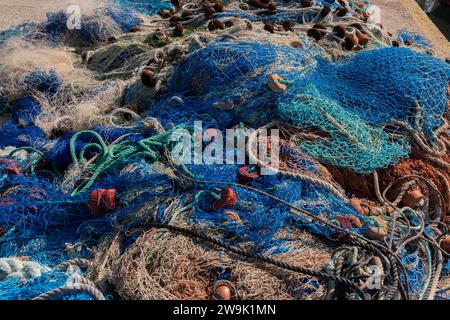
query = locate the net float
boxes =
[267,2,277,12]
[401,189,424,208]
[0,226,5,237]
[213,281,235,300]
[319,5,331,18]
[336,6,348,17]
[392,40,400,47]
[440,235,450,253]
[173,24,184,37]
[171,0,180,6]
[333,24,347,38]
[130,27,141,32]
[249,0,264,9]
[141,68,157,87]
[222,210,241,221]
[267,74,288,92]
[301,0,312,7]
[107,36,117,43]
[307,28,323,41]
[204,6,216,17]
[364,216,388,240]
[239,2,249,10]
[88,189,117,216]
[263,22,275,33]
[212,188,238,211]
[0,158,21,175]
[159,9,172,18]
[237,166,259,183]
[344,35,359,50]
[282,20,294,32]
[214,1,225,12]
[313,23,327,36]
[357,33,369,45]
[208,19,225,31]
[404,40,413,46]
[350,23,363,30]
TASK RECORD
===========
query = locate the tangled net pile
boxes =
[0,0,449,300]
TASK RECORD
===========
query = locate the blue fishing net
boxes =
[151,41,449,173]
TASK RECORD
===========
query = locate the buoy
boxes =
[401,189,424,208]
[336,7,348,17]
[213,281,235,300]
[0,159,21,175]
[204,6,216,17]
[222,210,241,221]
[313,23,327,36]
[159,9,172,18]
[208,19,225,31]
[350,23,363,30]
[282,20,294,32]
[141,68,157,87]
[319,5,332,18]
[333,24,347,38]
[249,0,264,9]
[239,2,249,10]
[263,22,274,33]
[364,216,388,240]
[267,74,287,92]
[357,33,369,45]
[237,166,259,183]
[307,28,323,41]
[267,2,277,12]
[440,235,450,253]
[301,0,312,7]
[88,189,117,216]
[214,1,225,12]
[344,35,359,50]
[173,23,184,37]
[212,188,238,211]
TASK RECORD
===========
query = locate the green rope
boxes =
[69,129,178,196]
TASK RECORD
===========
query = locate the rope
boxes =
[32,283,105,300]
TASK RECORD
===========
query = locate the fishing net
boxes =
[0,0,449,301]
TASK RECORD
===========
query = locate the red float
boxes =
[212,188,238,211]
[88,189,117,216]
